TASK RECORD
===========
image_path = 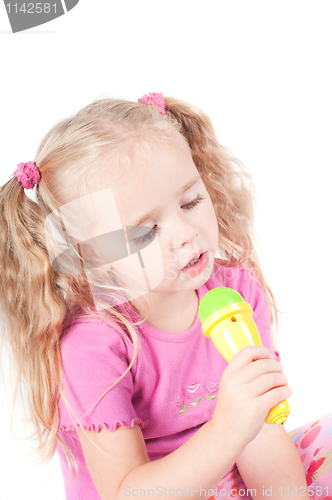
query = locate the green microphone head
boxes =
[198,287,245,324]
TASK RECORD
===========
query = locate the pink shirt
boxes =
[57,260,281,499]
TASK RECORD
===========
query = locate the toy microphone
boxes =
[198,287,291,425]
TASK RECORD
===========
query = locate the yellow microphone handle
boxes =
[203,302,291,425]
[265,400,291,425]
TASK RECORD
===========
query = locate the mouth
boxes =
[181,251,209,275]
[182,251,207,269]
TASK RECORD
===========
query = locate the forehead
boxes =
[59,135,200,239]
[115,136,197,192]
[108,137,200,224]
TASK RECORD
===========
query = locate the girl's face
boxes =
[108,137,219,301]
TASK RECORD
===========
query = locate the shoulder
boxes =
[58,313,140,433]
[60,312,133,365]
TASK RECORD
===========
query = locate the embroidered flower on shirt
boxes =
[189,397,202,407]
[205,382,219,393]
[177,381,219,413]
[187,383,201,394]
[206,395,217,402]
[178,403,188,414]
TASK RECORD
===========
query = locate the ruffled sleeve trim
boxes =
[58,418,144,433]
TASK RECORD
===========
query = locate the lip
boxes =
[182,250,205,269]
[181,251,209,276]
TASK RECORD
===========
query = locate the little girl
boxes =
[1,92,331,500]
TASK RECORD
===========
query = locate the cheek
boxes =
[161,245,178,270]
[203,200,218,228]
[205,203,219,244]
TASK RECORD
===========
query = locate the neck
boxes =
[130,289,199,333]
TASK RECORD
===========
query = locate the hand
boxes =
[211,345,293,447]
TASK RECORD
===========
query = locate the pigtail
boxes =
[164,97,281,346]
[0,177,78,471]
[0,103,152,481]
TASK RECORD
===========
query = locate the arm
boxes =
[79,346,292,500]
[78,421,246,500]
[236,422,310,500]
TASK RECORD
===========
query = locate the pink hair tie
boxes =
[138,92,167,116]
[11,161,41,189]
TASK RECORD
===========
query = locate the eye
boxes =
[133,195,205,245]
[133,225,157,245]
[184,194,204,210]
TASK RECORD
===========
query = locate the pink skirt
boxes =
[204,413,332,500]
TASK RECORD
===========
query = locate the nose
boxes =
[171,215,198,249]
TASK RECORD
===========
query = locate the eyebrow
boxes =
[129,176,202,227]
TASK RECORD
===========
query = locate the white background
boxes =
[0,2,332,499]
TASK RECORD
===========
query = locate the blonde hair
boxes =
[0,94,280,482]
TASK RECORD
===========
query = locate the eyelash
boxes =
[133,195,205,245]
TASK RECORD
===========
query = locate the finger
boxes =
[227,345,273,373]
[258,385,293,414]
[249,372,289,399]
[239,359,283,384]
